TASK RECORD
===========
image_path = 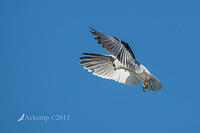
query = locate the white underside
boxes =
[81,54,162,90]
[91,58,150,85]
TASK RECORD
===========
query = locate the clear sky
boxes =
[1,0,200,133]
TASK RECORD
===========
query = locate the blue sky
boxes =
[1,0,200,133]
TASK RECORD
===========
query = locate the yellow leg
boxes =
[143,81,148,92]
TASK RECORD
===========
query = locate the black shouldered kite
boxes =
[79,27,162,92]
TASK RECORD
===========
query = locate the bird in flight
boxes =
[79,27,162,92]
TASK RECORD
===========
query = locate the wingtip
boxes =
[90,31,95,34]
[81,53,90,55]
[78,55,84,60]
[89,25,97,35]
[89,25,95,31]
[81,53,103,56]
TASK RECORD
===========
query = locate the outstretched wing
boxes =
[79,53,139,85]
[89,27,139,70]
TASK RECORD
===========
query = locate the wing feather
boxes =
[89,27,139,70]
[79,53,139,85]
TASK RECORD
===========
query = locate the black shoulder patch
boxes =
[113,36,119,41]
[112,62,116,70]
[113,36,136,60]
[121,41,136,59]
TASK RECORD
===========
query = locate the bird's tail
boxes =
[146,74,162,91]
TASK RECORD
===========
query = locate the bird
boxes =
[79,27,162,92]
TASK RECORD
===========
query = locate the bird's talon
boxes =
[143,81,148,92]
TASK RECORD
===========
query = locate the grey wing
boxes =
[79,53,139,85]
[90,27,139,70]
